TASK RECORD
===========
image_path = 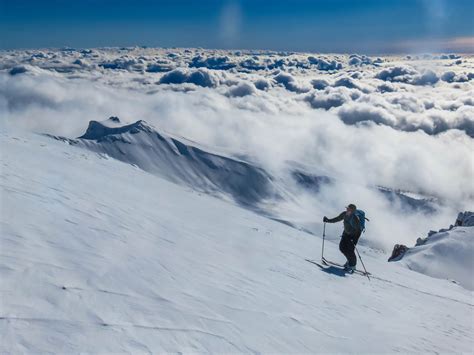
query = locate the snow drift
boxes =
[399,212,474,290]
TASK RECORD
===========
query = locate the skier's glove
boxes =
[323,216,328,222]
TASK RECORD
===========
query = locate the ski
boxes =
[322,257,371,277]
[305,257,370,277]
[306,258,361,276]
[306,259,334,272]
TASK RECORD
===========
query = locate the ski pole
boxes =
[355,245,370,281]
[321,222,326,262]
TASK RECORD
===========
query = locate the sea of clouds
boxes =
[1,47,473,250]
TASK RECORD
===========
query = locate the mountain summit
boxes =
[79,117,153,140]
[72,117,278,207]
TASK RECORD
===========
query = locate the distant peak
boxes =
[78,117,153,140]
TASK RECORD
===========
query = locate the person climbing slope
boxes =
[323,203,362,273]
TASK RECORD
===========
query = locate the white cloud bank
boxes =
[1,48,473,250]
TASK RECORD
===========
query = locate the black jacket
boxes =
[326,211,361,237]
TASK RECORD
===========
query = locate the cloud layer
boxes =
[1,47,473,250]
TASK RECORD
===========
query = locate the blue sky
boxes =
[1,0,473,53]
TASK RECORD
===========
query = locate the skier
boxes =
[323,204,361,273]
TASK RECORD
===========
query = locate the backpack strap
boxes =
[349,213,362,232]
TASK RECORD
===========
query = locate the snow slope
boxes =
[1,131,472,353]
[400,226,474,290]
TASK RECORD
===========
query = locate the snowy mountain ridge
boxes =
[47,117,439,235]
[49,116,279,208]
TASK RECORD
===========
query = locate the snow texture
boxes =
[1,131,472,353]
[401,226,474,290]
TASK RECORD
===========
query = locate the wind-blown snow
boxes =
[1,131,472,353]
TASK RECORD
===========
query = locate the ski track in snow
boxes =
[0,132,473,353]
